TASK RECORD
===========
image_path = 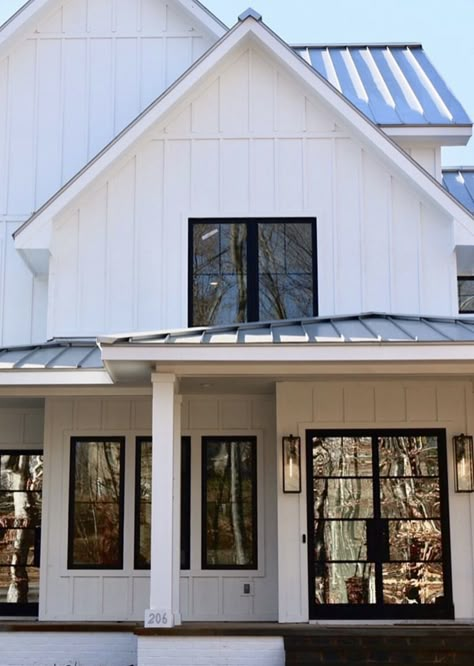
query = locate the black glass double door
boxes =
[306,430,453,619]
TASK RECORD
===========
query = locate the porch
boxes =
[1,621,474,665]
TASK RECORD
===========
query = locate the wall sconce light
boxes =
[453,434,474,492]
[283,434,301,493]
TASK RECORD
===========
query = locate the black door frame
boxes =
[306,429,454,620]
[0,449,43,617]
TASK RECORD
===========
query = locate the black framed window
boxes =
[458,276,474,313]
[202,436,257,570]
[189,218,317,326]
[134,437,191,570]
[68,437,125,569]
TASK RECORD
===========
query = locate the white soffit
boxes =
[13,14,474,251]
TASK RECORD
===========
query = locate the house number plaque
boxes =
[144,608,174,628]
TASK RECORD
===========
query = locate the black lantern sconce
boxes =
[282,434,301,493]
[453,434,474,492]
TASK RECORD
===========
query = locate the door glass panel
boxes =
[315,563,376,605]
[379,436,439,477]
[0,453,43,606]
[314,478,373,518]
[315,520,367,561]
[312,437,372,477]
[380,479,440,518]
[388,520,442,561]
[308,431,451,619]
[382,562,444,605]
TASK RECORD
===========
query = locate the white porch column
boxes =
[146,372,182,628]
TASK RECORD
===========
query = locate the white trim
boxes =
[384,125,472,146]
[0,370,112,385]
[13,17,474,252]
[174,0,227,36]
[101,342,474,364]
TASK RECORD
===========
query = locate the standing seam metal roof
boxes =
[0,341,102,369]
[293,45,471,126]
[100,314,474,346]
[443,168,474,214]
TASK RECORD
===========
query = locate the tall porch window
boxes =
[202,436,257,570]
[189,218,317,326]
[68,438,125,569]
[134,437,191,570]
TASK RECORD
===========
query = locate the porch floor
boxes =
[1,620,474,635]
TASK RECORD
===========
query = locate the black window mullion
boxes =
[247,222,259,321]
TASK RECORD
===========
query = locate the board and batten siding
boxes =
[48,45,457,338]
[276,379,474,622]
[40,393,277,622]
[0,0,216,346]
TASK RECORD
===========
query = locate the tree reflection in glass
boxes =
[70,440,123,568]
[203,438,256,568]
[0,454,42,604]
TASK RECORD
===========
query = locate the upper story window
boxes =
[189,218,317,327]
[458,277,474,313]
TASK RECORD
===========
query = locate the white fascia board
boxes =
[174,0,227,37]
[383,126,472,146]
[100,343,474,365]
[0,369,113,386]
[14,17,474,248]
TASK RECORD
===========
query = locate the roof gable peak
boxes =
[238,8,263,22]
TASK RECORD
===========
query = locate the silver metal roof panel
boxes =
[102,315,474,346]
[0,342,102,369]
[293,45,471,127]
[443,169,474,214]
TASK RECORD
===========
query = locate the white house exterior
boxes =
[1,1,474,664]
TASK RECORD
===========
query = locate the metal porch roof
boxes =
[100,314,474,346]
[293,44,471,127]
[0,340,102,369]
[443,168,474,213]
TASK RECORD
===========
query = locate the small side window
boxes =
[458,277,474,313]
[68,438,125,569]
[202,436,257,570]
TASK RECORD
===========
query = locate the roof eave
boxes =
[384,125,472,146]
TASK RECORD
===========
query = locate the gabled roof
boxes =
[13,13,474,253]
[0,0,226,58]
[443,168,474,214]
[99,314,474,346]
[294,44,471,128]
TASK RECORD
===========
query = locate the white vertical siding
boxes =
[47,45,457,338]
[0,0,217,346]
[41,393,277,622]
[276,379,474,621]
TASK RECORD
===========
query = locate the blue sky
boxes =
[1,0,473,166]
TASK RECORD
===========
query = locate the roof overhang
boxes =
[100,341,474,383]
[385,125,472,146]
[13,15,474,253]
[0,369,112,386]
